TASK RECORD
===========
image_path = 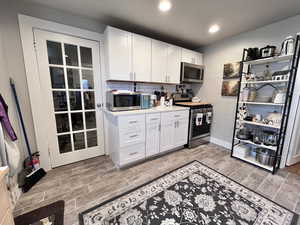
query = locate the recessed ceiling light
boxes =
[159,0,172,12]
[209,24,220,34]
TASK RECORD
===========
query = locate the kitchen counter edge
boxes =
[104,106,189,116]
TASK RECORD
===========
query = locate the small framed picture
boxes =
[221,80,240,96]
[223,62,242,79]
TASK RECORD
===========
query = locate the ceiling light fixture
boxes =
[209,24,220,34]
[159,0,172,12]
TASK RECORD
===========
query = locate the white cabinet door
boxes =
[181,48,195,64]
[181,48,203,65]
[151,39,168,83]
[195,53,203,65]
[132,34,151,82]
[167,45,181,84]
[160,112,175,152]
[105,27,132,81]
[174,116,189,147]
[146,113,161,157]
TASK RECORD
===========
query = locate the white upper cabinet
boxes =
[167,45,181,84]
[181,48,203,65]
[132,34,151,82]
[104,26,202,83]
[105,27,132,80]
[151,39,168,83]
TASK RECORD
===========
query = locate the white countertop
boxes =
[104,106,189,116]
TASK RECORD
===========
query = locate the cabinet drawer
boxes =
[0,181,10,223]
[146,113,161,124]
[118,114,145,132]
[119,143,145,166]
[119,130,145,147]
[172,110,189,119]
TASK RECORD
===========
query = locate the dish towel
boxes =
[196,113,203,126]
[0,94,17,141]
[206,112,212,124]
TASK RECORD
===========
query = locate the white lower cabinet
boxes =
[146,113,161,157]
[160,111,189,152]
[174,115,189,147]
[160,113,175,152]
[106,109,189,167]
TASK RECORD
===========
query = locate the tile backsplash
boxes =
[106,81,191,95]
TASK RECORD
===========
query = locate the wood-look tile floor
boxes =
[14,144,300,225]
[286,162,300,176]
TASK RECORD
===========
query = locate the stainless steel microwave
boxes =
[106,91,141,111]
[181,62,205,83]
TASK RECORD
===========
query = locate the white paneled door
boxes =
[34,29,105,167]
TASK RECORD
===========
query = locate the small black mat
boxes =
[14,201,64,225]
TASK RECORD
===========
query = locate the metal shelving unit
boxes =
[231,35,300,174]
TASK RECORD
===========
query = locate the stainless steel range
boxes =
[175,101,213,148]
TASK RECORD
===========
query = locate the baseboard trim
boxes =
[210,137,232,150]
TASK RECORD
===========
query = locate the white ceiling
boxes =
[26,0,300,49]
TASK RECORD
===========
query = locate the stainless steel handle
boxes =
[159,124,161,131]
[129,152,138,156]
[150,118,159,121]
[174,115,180,118]
[129,121,137,124]
[129,134,138,138]
[174,121,177,128]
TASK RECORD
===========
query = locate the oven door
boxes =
[181,62,204,83]
[113,94,141,111]
[189,108,211,140]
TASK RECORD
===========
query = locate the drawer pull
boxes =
[150,118,159,121]
[129,121,137,124]
[174,115,181,118]
[129,134,138,138]
[129,152,138,156]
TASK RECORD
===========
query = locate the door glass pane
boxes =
[67,69,80,89]
[64,44,78,66]
[80,47,93,68]
[58,134,72,153]
[50,67,65,88]
[82,70,94,89]
[55,114,69,133]
[84,92,95,109]
[73,132,85,150]
[87,130,97,147]
[69,91,82,110]
[47,41,63,65]
[85,112,96,129]
[71,113,83,131]
[53,91,67,111]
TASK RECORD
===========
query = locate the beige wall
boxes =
[195,14,300,147]
[0,0,106,159]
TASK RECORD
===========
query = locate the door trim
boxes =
[18,14,106,170]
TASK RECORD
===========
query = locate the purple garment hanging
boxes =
[0,94,17,141]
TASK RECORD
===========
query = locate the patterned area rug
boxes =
[79,161,298,225]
